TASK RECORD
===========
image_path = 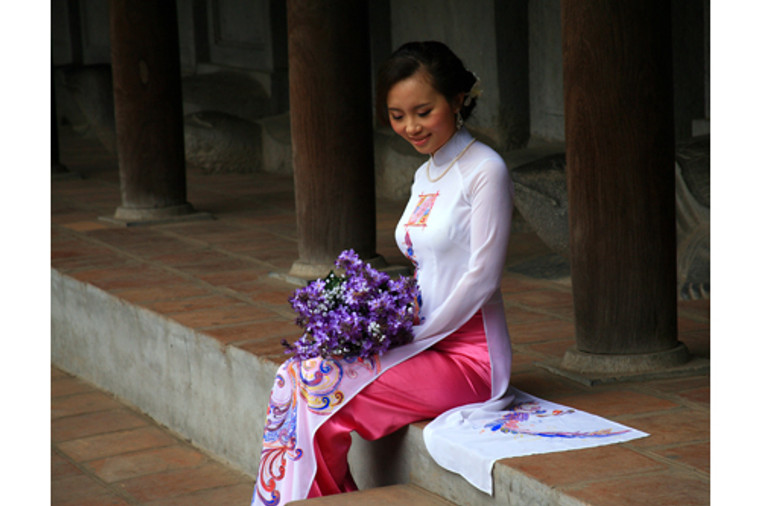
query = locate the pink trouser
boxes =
[308,311,492,497]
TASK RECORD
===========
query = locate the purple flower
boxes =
[282,249,419,360]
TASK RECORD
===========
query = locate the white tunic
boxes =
[395,127,516,492]
[252,128,515,506]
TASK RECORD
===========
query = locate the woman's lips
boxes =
[410,135,430,147]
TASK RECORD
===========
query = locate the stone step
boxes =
[288,484,456,505]
[51,269,581,506]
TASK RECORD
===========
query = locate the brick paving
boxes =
[52,126,710,505]
[52,367,254,505]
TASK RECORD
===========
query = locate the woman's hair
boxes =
[375,41,479,126]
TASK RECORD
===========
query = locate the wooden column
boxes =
[52,68,68,175]
[108,0,196,223]
[286,0,381,279]
[560,0,687,373]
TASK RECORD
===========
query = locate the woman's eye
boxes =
[390,115,403,121]
[419,110,431,117]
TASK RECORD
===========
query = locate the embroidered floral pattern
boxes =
[403,230,423,324]
[255,360,303,506]
[405,192,439,228]
[254,356,382,505]
[484,401,631,439]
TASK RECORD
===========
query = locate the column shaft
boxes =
[287,0,378,278]
[109,0,193,221]
[561,0,678,356]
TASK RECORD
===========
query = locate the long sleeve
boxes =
[413,155,513,342]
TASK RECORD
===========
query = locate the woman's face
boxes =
[386,70,462,155]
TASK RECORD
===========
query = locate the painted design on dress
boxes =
[403,230,423,324]
[484,401,631,439]
[254,356,382,505]
[298,356,379,413]
[255,359,303,506]
[405,191,439,228]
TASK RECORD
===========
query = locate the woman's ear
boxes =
[452,92,466,113]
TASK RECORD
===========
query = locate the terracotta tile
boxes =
[509,370,588,399]
[146,294,245,314]
[57,427,176,463]
[120,236,199,256]
[141,483,260,506]
[51,240,112,258]
[52,377,94,398]
[159,221,244,239]
[499,275,549,294]
[653,441,709,474]
[504,305,554,324]
[195,268,267,286]
[510,347,544,372]
[508,288,574,309]
[679,329,710,358]
[180,259,263,276]
[215,231,294,252]
[70,264,177,290]
[202,319,295,345]
[528,339,576,359]
[52,392,124,419]
[60,221,111,232]
[146,249,224,267]
[678,316,710,333]
[226,279,295,306]
[53,255,131,272]
[566,471,709,506]
[113,283,210,303]
[626,409,709,448]
[505,445,665,487]
[236,335,296,358]
[168,304,275,329]
[160,482,256,506]
[86,445,206,483]
[678,386,709,406]
[507,319,576,344]
[51,473,121,506]
[52,409,150,442]
[88,270,185,291]
[646,375,709,395]
[52,450,82,479]
[557,390,680,419]
[251,246,298,264]
[55,494,131,506]
[118,462,244,502]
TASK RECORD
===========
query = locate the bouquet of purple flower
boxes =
[282,249,419,360]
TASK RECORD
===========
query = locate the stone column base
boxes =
[562,342,691,374]
[100,203,214,227]
[537,342,710,386]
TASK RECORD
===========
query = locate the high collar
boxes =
[429,128,474,169]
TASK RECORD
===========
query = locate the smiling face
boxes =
[386,70,463,155]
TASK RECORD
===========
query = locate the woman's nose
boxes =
[406,120,422,136]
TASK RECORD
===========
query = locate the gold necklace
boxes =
[426,138,477,183]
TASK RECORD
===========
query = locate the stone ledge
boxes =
[51,267,608,506]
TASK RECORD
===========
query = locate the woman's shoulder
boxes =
[460,139,508,178]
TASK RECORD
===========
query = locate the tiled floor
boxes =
[52,366,254,506]
[52,127,709,505]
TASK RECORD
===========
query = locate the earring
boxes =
[456,111,464,130]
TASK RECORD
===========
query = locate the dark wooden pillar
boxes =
[108,0,196,223]
[560,0,688,373]
[52,67,68,175]
[286,0,381,279]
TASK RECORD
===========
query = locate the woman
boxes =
[252,41,514,505]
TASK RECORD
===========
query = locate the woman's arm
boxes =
[414,156,514,341]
